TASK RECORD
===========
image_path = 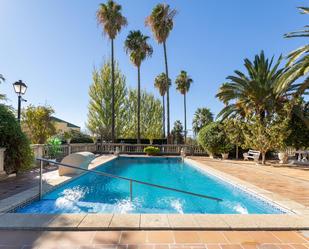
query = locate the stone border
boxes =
[0,156,308,230]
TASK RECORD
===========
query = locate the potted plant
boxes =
[63,131,73,144]
[47,137,62,164]
[144,146,160,156]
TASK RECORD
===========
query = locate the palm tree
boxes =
[216,51,289,121]
[154,73,171,138]
[276,7,309,98]
[125,30,153,143]
[175,70,193,143]
[146,4,176,139]
[97,0,127,142]
[192,108,214,136]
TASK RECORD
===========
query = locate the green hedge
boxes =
[144,146,160,155]
[0,105,33,174]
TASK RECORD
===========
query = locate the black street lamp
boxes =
[13,80,27,123]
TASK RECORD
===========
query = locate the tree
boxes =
[285,99,309,149]
[146,3,176,138]
[192,107,213,135]
[0,104,33,174]
[154,72,171,138]
[175,70,193,143]
[222,118,245,159]
[87,62,127,142]
[171,120,184,144]
[122,89,162,142]
[275,7,309,102]
[21,105,56,144]
[197,122,232,158]
[124,30,153,143]
[97,0,127,142]
[216,51,288,120]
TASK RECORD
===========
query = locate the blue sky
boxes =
[0,0,308,133]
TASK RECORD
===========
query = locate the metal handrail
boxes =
[37,157,223,202]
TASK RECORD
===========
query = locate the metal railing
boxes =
[37,157,222,203]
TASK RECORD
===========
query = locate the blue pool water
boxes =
[16,157,284,214]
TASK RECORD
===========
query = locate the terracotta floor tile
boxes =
[93,231,121,245]
[0,231,42,246]
[138,245,154,249]
[117,245,128,249]
[278,245,294,249]
[241,242,259,249]
[120,231,148,245]
[198,231,228,243]
[221,244,243,249]
[206,245,221,249]
[290,245,309,249]
[258,245,280,249]
[127,245,139,249]
[271,232,308,243]
[223,231,255,244]
[246,232,281,243]
[147,231,174,243]
[173,231,201,244]
[154,246,169,249]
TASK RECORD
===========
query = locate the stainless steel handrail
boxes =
[37,157,223,202]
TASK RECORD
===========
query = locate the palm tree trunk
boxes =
[236,145,239,160]
[137,66,141,144]
[184,93,187,144]
[163,41,170,140]
[162,95,165,138]
[261,152,266,165]
[111,38,115,143]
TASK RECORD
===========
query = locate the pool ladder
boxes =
[36,158,223,203]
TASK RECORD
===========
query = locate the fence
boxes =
[31,143,207,160]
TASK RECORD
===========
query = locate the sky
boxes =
[0,0,308,134]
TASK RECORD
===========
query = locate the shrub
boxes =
[0,104,33,173]
[70,130,93,144]
[197,122,233,156]
[144,146,160,155]
[46,137,62,159]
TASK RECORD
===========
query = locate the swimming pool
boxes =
[16,157,284,214]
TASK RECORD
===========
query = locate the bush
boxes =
[0,104,33,174]
[70,130,93,144]
[46,137,62,159]
[144,146,160,155]
[197,122,233,156]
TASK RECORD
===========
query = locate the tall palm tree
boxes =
[192,108,214,136]
[175,70,193,143]
[146,4,176,139]
[276,7,309,98]
[97,0,127,142]
[125,30,153,143]
[154,73,171,138]
[216,51,289,121]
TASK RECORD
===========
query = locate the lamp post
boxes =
[13,80,27,123]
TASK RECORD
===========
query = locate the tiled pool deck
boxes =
[0,156,308,231]
[0,230,308,249]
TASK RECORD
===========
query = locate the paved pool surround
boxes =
[0,155,308,230]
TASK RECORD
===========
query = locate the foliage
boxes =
[242,110,291,164]
[96,0,127,40]
[122,89,163,141]
[87,62,127,141]
[197,122,232,155]
[216,51,289,120]
[192,107,214,135]
[59,130,93,144]
[171,120,184,144]
[154,73,171,96]
[63,131,73,141]
[0,104,33,174]
[46,137,62,159]
[285,100,309,149]
[124,30,153,68]
[145,3,177,44]
[144,146,160,155]
[276,7,309,100]
[175,70,193,95]
[21,105,56,144]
